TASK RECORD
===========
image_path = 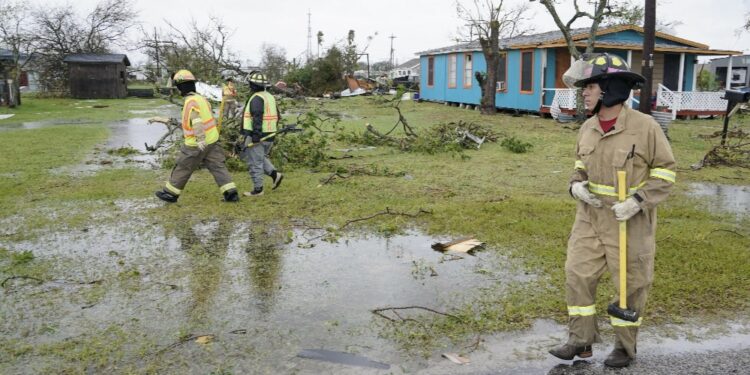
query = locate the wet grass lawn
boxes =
[0,95,748,373]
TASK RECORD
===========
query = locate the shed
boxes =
[708,55,750,89]
[63,53,130,99]
[417,25,740,118]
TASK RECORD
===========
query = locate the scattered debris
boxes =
[339,207,432,230]
[0,114,15,120]
[692,129,750,169]
[442,352,471,365]
[297,349,390,370]
[372,306,462,323]
[194,335,213,345]
[431,237,485,253]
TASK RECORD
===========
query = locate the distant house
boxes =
[63,53,130,99]
[708,55,750,89]
[417,25,739,118]
[390,58,421,83]
[0,48,40,106]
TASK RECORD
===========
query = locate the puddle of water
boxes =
[2,211,750,373]
[0,219,527,374]
[0,119,99,130]
[686,182,750,217]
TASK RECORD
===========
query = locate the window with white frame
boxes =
[448,54,457,88]
[464,54,473,88]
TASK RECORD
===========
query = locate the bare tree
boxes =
[32,0,138,93]
[158,15,243,82]
[535,0,612,60]
[457,0,532,114]
[260,43,288,84]
[602,1,682,32]
[0,1,38,105]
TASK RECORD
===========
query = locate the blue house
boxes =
[417,25,739,117]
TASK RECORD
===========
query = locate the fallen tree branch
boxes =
[340,207,432,230]
[371,306,462,323]
[319,172,349,186]
[707,228,745,238]
[1,275,44,287]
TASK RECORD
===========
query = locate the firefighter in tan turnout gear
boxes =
[155,69,239,203]
[548,54,676,368]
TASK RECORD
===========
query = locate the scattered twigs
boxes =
[371,306,462,323]
[1,275,103,288]
[153,334,206,356]
[340,207,432,230]
[464,334,483,353]
[319,172,349,186]
[706,228,745,238]
[1,275,44,287]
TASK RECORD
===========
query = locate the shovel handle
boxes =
[617,170,627,309]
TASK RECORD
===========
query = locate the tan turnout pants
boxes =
[565,198,656,359]
[164,143,235,195]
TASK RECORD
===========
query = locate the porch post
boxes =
[627,50,634,108]
[691,55,698,92]
[540,48,547,110]
[677,53,685,91]
[726,55,733,90]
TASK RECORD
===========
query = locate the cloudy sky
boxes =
[37,0,750,66]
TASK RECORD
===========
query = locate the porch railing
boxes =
[656,83,727,119]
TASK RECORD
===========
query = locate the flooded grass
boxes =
[1,96,749,372]
[0,216,529,373]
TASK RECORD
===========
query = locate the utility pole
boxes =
[389,34,397,69]
[143,28,174,83]
[639,0,655,115]
[306,10,313,63]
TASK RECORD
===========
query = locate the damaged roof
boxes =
[63,53,131,66]
[416,28,587,56]
[417,25,740,56]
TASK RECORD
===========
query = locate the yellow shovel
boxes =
[607,170,639,322]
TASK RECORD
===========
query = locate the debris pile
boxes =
[692,129,750,169]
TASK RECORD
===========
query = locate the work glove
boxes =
[251,132,261,144]
[570,181,602,208]
[197,141,207,151]
[612,197,641,221]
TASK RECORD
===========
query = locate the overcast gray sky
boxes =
[39,0,750,66]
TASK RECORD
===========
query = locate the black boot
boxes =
[155,189,178,203]
[604,348,632,367]
[548,343,593,360]
[243,187,263,197]
[223,188,239,202]
[270,170,283,190]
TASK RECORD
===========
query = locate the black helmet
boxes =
[247,70,269,89]
[563,53,645,89]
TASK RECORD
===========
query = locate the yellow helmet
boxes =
[173,69,196,84]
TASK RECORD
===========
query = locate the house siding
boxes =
[418,26,723,113]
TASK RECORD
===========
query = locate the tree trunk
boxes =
[478,20,500,115]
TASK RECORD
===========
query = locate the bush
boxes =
[501,136,533,153]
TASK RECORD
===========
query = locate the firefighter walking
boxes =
[221,76,238,120]
[241,70,283,197]
[155,69,239,203]
[548,54,676,368]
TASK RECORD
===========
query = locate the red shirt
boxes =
[599,117,617,133]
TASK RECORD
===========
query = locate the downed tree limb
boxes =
[1,275,103,288]
[371,306,462,323]
[146,117,180,152]
[340,207,432,230]
[1,275,44,287]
